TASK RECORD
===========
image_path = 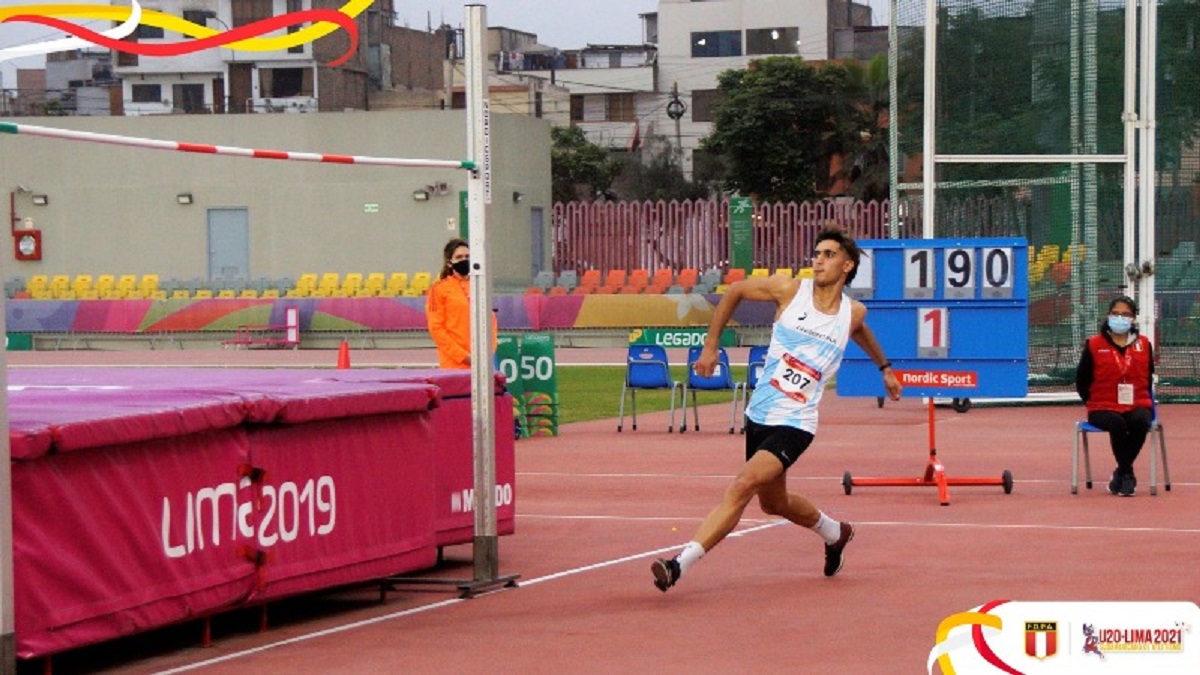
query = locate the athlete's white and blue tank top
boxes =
[744,278,853,434]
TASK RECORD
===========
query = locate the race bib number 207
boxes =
[771,353,822,403]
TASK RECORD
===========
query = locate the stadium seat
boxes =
[676,268,699,291]
[342,272,363,295]
[354,288,376,298]
[651,268,674,288]
[681,346,742,434]
[171,289,190,299]
[580,269,602,288]
[410,272,433,294]
[628,269,650,289]
[617,284,642,295]
[525,286,544,295]
[319,272,340,291]
[386,272,409,295]
[78,289,100,300]
[217,289,238,299]
[50,275,71,293]
[798,267,814,279]
[618,344,682,433]
[594,285,616,295]
[750,268,770,278]
[261,289,281,299]
[72,274,93,295]
[297,273,319,294]
[774,268,794,278]
[605,269,627,288]
[1072,392,1169,496]
[735,345,769,433]
[547,286,568,297]
[193,289,214,299]
[533,270,555,291]
[139,274,159,294]
[239,289,259,298]
[365,272,386,293]
[723,268,746,285]
[570,285,595,295]
[555,270,578,290]
[55,288,77,300]
[116,274,137,293]
[26,275,48,294]
[94,275,115,294]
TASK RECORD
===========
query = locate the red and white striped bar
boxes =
[0,121,475,171]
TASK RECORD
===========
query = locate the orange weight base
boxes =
[842,451,1013,506]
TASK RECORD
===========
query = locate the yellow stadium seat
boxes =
[410,272,433,293]
[284,289,306,298]
[78,289,100,299]
[54,288,76,300]
[296,273,318,292]
[150,290,167,300]
[365,272,385,291]
[72,274,93,294]
[95,275,115,294]
[125,289,147,299]
[217,289,236,299]
[261,289,281,298]
[387,272,409,293]
[355,288,376,298]
[239,289,259,298]
[798,267,814,279]
[401,288,421,297]
[193,289,214,299]
[32,289,53,300]
[50,274,71,291]
[171,289,190,299]
[139,273,159,293]
[116,274,137,291]
[103,289,125,300]
[26,275,49,293]
[773,268,794,278]
[342,272,363,294]
[750,268,770,278]
[310,287,330,298]
[319,272,340,290]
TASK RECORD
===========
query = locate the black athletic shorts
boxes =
[744,418,815,470]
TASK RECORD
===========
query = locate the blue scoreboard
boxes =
[837,238,1029,399]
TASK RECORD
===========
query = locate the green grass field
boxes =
[555,365,748,426]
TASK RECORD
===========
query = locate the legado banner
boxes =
[630,328,736,348]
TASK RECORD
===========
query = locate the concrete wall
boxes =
[1,110,551,289]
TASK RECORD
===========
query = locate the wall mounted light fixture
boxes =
[176,193,193,205]
[412,189,430,201]
[512,191,524,203]
[31,194,48,206]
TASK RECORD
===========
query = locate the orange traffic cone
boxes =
[336,340,350,369]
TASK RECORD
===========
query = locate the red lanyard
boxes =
[1109,339,1134,380]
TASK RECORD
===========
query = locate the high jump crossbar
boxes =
[0,121,476,171]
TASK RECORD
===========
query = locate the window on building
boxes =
[131,84,162,104]
[746,27,800,55]
[136,24,164,39]
[182,10,209,28]
[261,68,313,98]
[287,0,305,54]
[691,89,722,122]
[232,0,273,28]
[606,93,635,122]
[570,95,584,122]
[691,31,741,58]
[173,84,206,113]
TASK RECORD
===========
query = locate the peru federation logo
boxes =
[1024,621,1058,661]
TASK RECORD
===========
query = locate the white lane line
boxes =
[151,521,786,674]
[151,516,1198,673]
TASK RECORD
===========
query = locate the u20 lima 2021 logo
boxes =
[1,1,377,68]
[929,600,1200,674]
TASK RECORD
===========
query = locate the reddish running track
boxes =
[6,349,1198,674]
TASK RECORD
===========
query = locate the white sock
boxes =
[676,541,705,574]
[811,513,842,544]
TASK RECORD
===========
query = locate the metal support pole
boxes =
[921,0,938,238]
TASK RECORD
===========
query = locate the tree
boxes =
[614,144,713,202]
[551,126,623,203]
[701,56,854,202]
[826,55,891,201]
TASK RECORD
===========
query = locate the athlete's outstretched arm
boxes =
[693,276,792,377]
[849,303,902,400]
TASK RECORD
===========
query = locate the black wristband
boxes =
[878,361,892,372]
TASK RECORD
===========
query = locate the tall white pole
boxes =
[464,3,499,582]
[1138,0,1157,346]
[1122,0,1137,299]
[0,256,13,672]
[921,0,937,238]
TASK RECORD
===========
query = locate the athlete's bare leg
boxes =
[690,451,787,551]
[754,471,820,528]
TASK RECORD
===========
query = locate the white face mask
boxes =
[1107,315,1133,335]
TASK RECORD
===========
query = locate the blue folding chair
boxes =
[1071,395,1169,495]
[618,344,682,432]
[681,346,742,434]
[735,345,769,434]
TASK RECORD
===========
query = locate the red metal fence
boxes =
[551,198,904,275]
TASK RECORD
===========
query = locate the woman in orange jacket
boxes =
[426,238,496,369]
